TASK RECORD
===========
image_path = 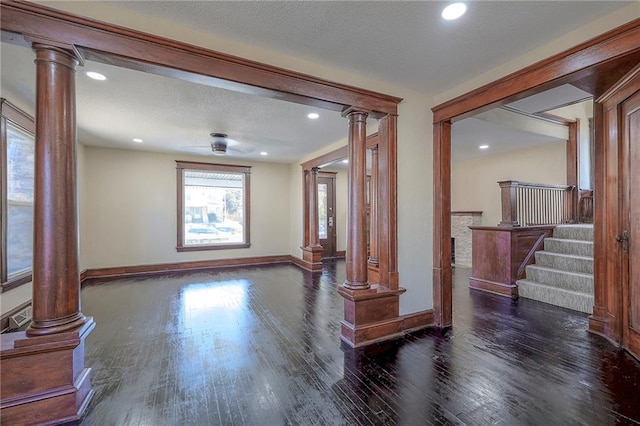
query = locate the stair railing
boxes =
[498,180,577,227]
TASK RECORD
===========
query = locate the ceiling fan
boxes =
[204,133,254,156]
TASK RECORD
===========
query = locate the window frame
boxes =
[1,98,36,292]
[176,160,251,252]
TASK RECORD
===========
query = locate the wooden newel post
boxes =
[498,180,519,227]
[343,108,369,290]
[27,44,87,336]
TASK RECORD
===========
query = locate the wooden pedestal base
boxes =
[338,285,410,347]
[301,245,324,272]
[0,318,95,425]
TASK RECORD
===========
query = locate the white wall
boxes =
[81,146,292,269]
[452,141,567,227]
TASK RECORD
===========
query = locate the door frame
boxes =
[431,17,640,342]
[598,63,640,358]
[318,172,337,258]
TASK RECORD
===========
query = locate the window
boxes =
[176,161,251,251]
[1,99,35,291]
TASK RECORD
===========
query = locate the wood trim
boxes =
[301,146,348,171]
[516,232,546,278]
[1,272,32,293]
[567,120,580,221]
[1,99,35,290]
[451,211,483,216]
[334,250,346,258]
[432,18,640,333]
[176,243,251,252]
[469,277,518,298]
[377,116,398,289]
[175,160,251,174]
[175,161,251,251]
[0,2,402,117]
[0,98,35,134]
[340,309,434,348]
[1,300,32,333]
[433,120,452,327]
[81,255,292,282]
[300,132,379,170]
[289,254,323,272]
[432,18,640,122]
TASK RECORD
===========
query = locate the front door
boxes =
[621,79,640,359]
[318,175,336,258]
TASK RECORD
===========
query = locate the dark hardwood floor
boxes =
[78,261,640,425]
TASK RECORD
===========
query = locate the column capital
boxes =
[341,106,369,120]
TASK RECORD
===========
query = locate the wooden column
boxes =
[433,120,452,328]
[343,108,369,290]
[0,44,95,425]
[367,146,380,284]
[337,111,408,347]
[28,45,87,336]
[301,167,323,271]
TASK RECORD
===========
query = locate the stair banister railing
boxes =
[498,180,577,227]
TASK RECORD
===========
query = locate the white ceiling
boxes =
[68,1,631,94]
[1,1,628,164]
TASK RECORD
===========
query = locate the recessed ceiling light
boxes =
[260,152,268,156]
[342,159,349,164]
[133,138,143,143]
[307,113,319,119]
[479,144,489,150]
[442,3,467,20]
[86,71,106,81]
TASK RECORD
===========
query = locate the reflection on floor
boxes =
[79,261,640,425]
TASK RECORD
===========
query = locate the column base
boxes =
[301,245,324,272]
[338,285,408,347]
[1,317,95,425]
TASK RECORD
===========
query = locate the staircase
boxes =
[517,224,594,314]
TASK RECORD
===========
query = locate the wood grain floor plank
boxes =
[77,262,640,425]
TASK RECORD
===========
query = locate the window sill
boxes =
[1,271,32,293]
[176,243,251,252]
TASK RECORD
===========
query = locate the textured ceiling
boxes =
[1,1,628,163]
[81,1,631,93]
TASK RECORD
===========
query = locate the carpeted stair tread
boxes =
[517,279,593,314]
[543,238,593,257]
[534,251,593,274]
[524,265,593,293]
[553,224,594,242]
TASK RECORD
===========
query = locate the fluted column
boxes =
[27,44,86,336]
[343,108,369,290]
[308,167,321,247]
[368,146,379,266]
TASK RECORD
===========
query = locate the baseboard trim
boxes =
[335,250,346,258]
[82,255,293,283]
[289,255,323,272]
[469,277,518,299]
[341,309,435,348]
[1,300,32,333]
